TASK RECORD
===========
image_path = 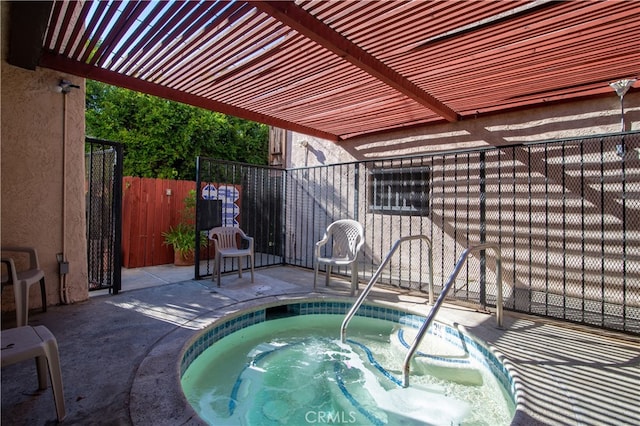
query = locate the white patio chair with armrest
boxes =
[314,219,364,296]
[208,227,254,287]
[1,246,47,327]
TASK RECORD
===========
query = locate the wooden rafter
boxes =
[250,1,459,123]
[39,53,341,142]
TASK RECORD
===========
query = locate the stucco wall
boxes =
[1,3,88,316]
[288,92,639,167]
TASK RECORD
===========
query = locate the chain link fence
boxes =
[284,132,640,334]
[197,132,639,334]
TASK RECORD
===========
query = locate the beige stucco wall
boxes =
[1,3,88,317]
[288,92,640,167]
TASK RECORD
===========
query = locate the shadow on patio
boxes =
[2,265,639,425]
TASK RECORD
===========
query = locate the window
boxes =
[368,166,430,215]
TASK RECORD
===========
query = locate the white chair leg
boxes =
[36,326,66,422]
[45,346,66,422]
[325,265,331,287]
[35,355,48,389]
[350,262,359,296]
[249,254,254,283]
[313,262,319,290]
[15,283,28,327]
[216,256,222,287]
[238,257,243,278]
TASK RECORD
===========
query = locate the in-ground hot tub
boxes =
[180,300,516,425]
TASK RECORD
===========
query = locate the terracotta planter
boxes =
[174,250,195,266]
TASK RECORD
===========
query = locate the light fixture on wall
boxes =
[297,140,310,177]
[299,140,310,169]
[609,78,636,132]
[56,79,80,94]
[609,78,636,158]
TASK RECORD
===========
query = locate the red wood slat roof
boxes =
[38,0,639,142]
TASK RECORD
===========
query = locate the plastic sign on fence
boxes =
[202,184,217,200]
[202,183,239,227]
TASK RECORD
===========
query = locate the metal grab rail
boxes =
[341,235,434,343]
[401,243,503,387]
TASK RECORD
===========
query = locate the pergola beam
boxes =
[39,53,341,142]
[250,1,459,123]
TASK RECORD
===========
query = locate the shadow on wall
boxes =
[308,144,327,164]
[340,94,640,160]
[299,140,327,166]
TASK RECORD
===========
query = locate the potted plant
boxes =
[162,190,206,266]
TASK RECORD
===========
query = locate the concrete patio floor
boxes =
[2,265,639,426]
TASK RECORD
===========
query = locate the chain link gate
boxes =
[194,157,285,279]
[85,138,122,293]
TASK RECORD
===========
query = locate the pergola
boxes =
[9,0,640,141]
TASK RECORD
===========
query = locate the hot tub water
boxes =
[182,314,515,425]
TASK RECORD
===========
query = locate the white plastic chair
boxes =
[1,325,65,422]
[1,246,47,327]
[314,219,364,296]
[208,227,254,286]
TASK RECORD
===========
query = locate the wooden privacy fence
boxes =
[122,177,195,268]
